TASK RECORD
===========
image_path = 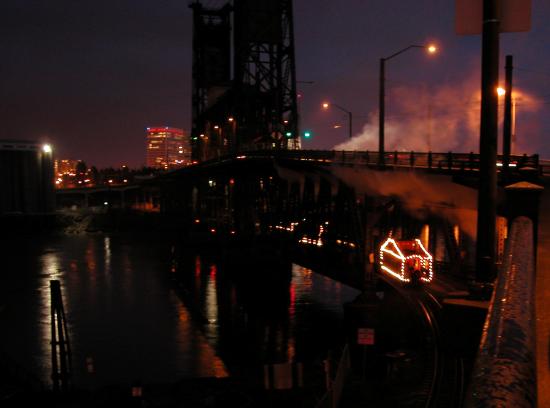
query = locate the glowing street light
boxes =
[42,144,52,153]
[378,43,438,165]
[322,101,353,139]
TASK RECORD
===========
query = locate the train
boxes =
[379,237,433,284]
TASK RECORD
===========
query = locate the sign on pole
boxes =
[456,0,531,35]
[358,328,375,345]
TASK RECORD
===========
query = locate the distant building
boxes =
[0,140,55,215]
[54,159,90,188]
[55,159,80,177]
[146,127,191,169]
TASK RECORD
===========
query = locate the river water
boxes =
[0,233,359,389]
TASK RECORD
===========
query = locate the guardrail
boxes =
[203,149,541,175]
[316,344,351,408]
[465,216,537,407]
[539,159,550,176]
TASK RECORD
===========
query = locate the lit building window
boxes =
[146,126,191,169]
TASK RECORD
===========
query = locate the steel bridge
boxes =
[53,148,545,406]
[150,149,542,286]
[161,148,543,407]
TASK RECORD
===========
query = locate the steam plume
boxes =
[334,75,542,154]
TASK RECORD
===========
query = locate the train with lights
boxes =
[379,237,433,284]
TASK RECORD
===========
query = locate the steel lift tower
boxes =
[189,1,232,161]
[190,0,299,161]
[233,0,299,151]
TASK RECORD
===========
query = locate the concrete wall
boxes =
[0,140,55,215]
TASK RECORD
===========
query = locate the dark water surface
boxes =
[0,233,359,389]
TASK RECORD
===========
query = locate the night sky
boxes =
[1,0,549,168]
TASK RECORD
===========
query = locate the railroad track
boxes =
[381,277,465,408]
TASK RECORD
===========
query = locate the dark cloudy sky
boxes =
[1,0,549,168]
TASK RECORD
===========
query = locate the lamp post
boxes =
[213,125,223,158]
[378,44,437,166]
[227,117,237,154]
[322,102,353,139]
[498,55,518,174]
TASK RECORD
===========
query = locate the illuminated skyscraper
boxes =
[146,127,191,169]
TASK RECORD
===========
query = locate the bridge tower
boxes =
[190,0,299,161]
[189,1,232,162]
[233,0,300,151]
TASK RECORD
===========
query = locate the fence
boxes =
[465,217,537,407]
[212,149,541,175]
[316,344,351,408]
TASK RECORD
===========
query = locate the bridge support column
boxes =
[505,182,544,257]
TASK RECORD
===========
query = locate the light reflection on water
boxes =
[1,234,359,389]
[38,250,65,384]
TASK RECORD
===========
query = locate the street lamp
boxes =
[378,44,437,165]
[322,102,353,139]
[228,117,237,153]
[497,86,520,155]
[212,125,223,158]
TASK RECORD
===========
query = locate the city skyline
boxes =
[2,0,549,168]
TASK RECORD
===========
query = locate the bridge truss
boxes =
[190,0,299,162]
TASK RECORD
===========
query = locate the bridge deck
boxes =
[536,178,550,406]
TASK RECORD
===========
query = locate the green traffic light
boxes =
[303,131,311,138]
[285,131,292,138]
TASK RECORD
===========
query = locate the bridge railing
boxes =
[540,159,550,176]
[315,344,351,408]
[227,149,540,174]
[465,216,537,407]
[328,150,539,172]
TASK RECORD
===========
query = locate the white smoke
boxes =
[333,76,542,154]
[331,166,478,238]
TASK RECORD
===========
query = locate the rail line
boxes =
[380,275,465,408]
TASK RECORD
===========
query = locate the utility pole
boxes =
[475,0,500,282]
[378,58,385,166]
[502,55,513,176]
[348,110,353,140]
[427,100,433,151]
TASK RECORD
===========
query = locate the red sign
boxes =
[456,0,531,35]
[358,328,375,345]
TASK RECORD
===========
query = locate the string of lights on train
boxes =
[379,237,434,283]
